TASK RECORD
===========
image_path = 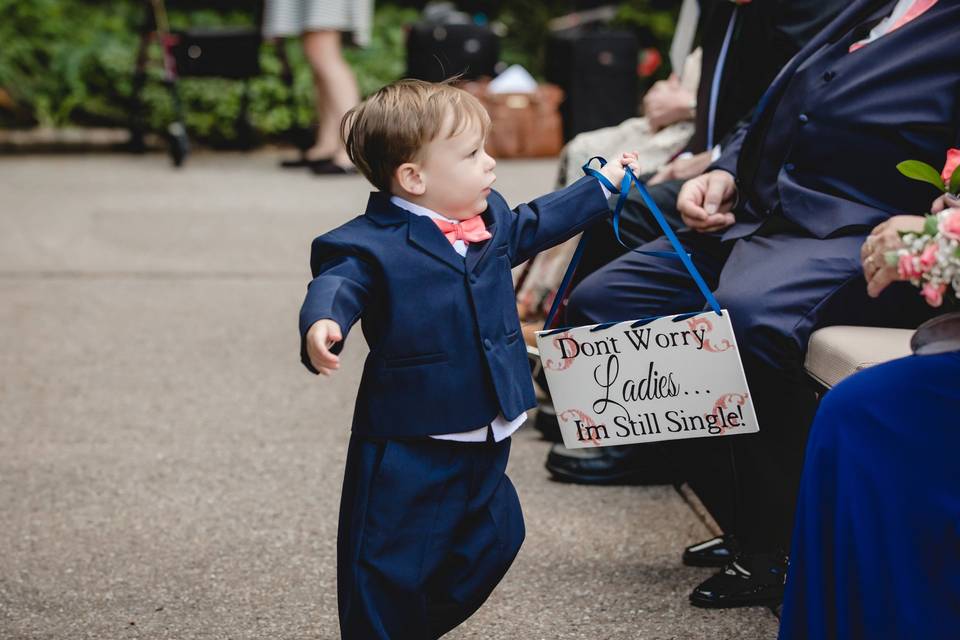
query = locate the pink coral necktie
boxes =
[849,0,938,52]
[432,216,492,246]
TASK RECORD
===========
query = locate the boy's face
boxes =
[407,112,497,221]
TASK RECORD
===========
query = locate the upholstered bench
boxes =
[803,326,914,389]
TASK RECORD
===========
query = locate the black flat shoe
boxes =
[689,554,786,609]
[545,443,680,485]
[279,155,331,169]
[310,160,358,175]
[682,535,737,567]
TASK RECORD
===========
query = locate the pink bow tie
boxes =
[432,216,492,246]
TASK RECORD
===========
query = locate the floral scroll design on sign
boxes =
[543,331,577,371]
[686,316,733,353]
[705,393,749,435]
[559,408,603,446]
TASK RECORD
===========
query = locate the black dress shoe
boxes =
[689,553,786,609]
[279,154,331,169]
[682,535,737,567]
[310,160,358,175]
[545,443,680,485]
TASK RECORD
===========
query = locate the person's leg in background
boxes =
[567,178,686,292]
[302,29,359,170]
[689,227,939,608]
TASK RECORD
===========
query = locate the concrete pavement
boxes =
[0,152,779,639]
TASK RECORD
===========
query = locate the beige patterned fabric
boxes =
[514,50,702,321]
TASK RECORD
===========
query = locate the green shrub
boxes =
[0,1,675,144]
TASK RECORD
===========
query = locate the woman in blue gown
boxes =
[780,198,960,638]
[778,349,960,639]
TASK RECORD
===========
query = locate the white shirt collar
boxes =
[390,195,469,257]
[390,195,458,224]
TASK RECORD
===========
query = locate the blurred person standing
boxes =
[264,0,372,174]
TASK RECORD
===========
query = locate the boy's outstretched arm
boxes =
[299,244,374,376]
[503,153,640,266]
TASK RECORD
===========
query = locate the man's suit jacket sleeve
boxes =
[298,240,374,374]
[502,175,611,266]
[709,120,750,178]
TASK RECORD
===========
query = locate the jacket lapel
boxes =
[408,214,467,273]
[364,192,466,273]
[464,211,498,274]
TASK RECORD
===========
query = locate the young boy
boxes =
[299,78,637,639]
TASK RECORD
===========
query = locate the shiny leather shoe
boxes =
[545,443,680,485]
[682,535,737,567]
[689,554,786,609]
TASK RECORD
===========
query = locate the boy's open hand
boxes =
[598,152,642,190]
[306,319,343,376]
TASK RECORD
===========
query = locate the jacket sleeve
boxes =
[501,175,612,267]
[298,237,374,374]
[709,119,750,179]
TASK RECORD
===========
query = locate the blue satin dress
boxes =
[779,351,960,639]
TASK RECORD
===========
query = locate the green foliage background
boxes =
[0,0,676,145]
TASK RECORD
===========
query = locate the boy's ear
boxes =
[394,162,426,196]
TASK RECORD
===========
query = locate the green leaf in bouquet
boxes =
[884,251,900,267]
[897,160,946,192]
[950,165,960,195]
[923,214,939,237]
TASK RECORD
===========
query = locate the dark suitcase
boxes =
[172,27,261,79]
[545,28,639,141]
[406,22,499,82]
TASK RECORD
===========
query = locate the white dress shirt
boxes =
[851,0,923,49]
[390,182,610,442]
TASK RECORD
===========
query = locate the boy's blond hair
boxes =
[341,79,491,192]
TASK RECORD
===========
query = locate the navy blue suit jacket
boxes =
[713,0,960,240]
[299,176,610,438]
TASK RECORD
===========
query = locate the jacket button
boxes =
[798,113,809,124]
[483,338,493,350]
[822,70,836,82]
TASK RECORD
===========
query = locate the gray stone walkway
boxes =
[0,152,779,639]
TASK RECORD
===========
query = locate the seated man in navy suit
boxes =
[564,0,960,609]
[298,79,639,638]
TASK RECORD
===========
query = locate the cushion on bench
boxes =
[804,326,914,389]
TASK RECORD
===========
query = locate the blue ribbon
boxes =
[542,156,723,331]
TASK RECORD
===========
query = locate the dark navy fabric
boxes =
[338,435,524,640]
[713,0,960,241]
[566,0,960,554]
[298,176,610,438]
[779,352,960,640]
[567,223,939,554]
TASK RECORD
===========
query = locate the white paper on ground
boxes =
[535,310,759,449]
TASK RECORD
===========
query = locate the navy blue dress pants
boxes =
[338,435,525,639]
[566,223,937,553]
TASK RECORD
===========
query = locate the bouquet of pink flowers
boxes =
[892,149,960,307]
